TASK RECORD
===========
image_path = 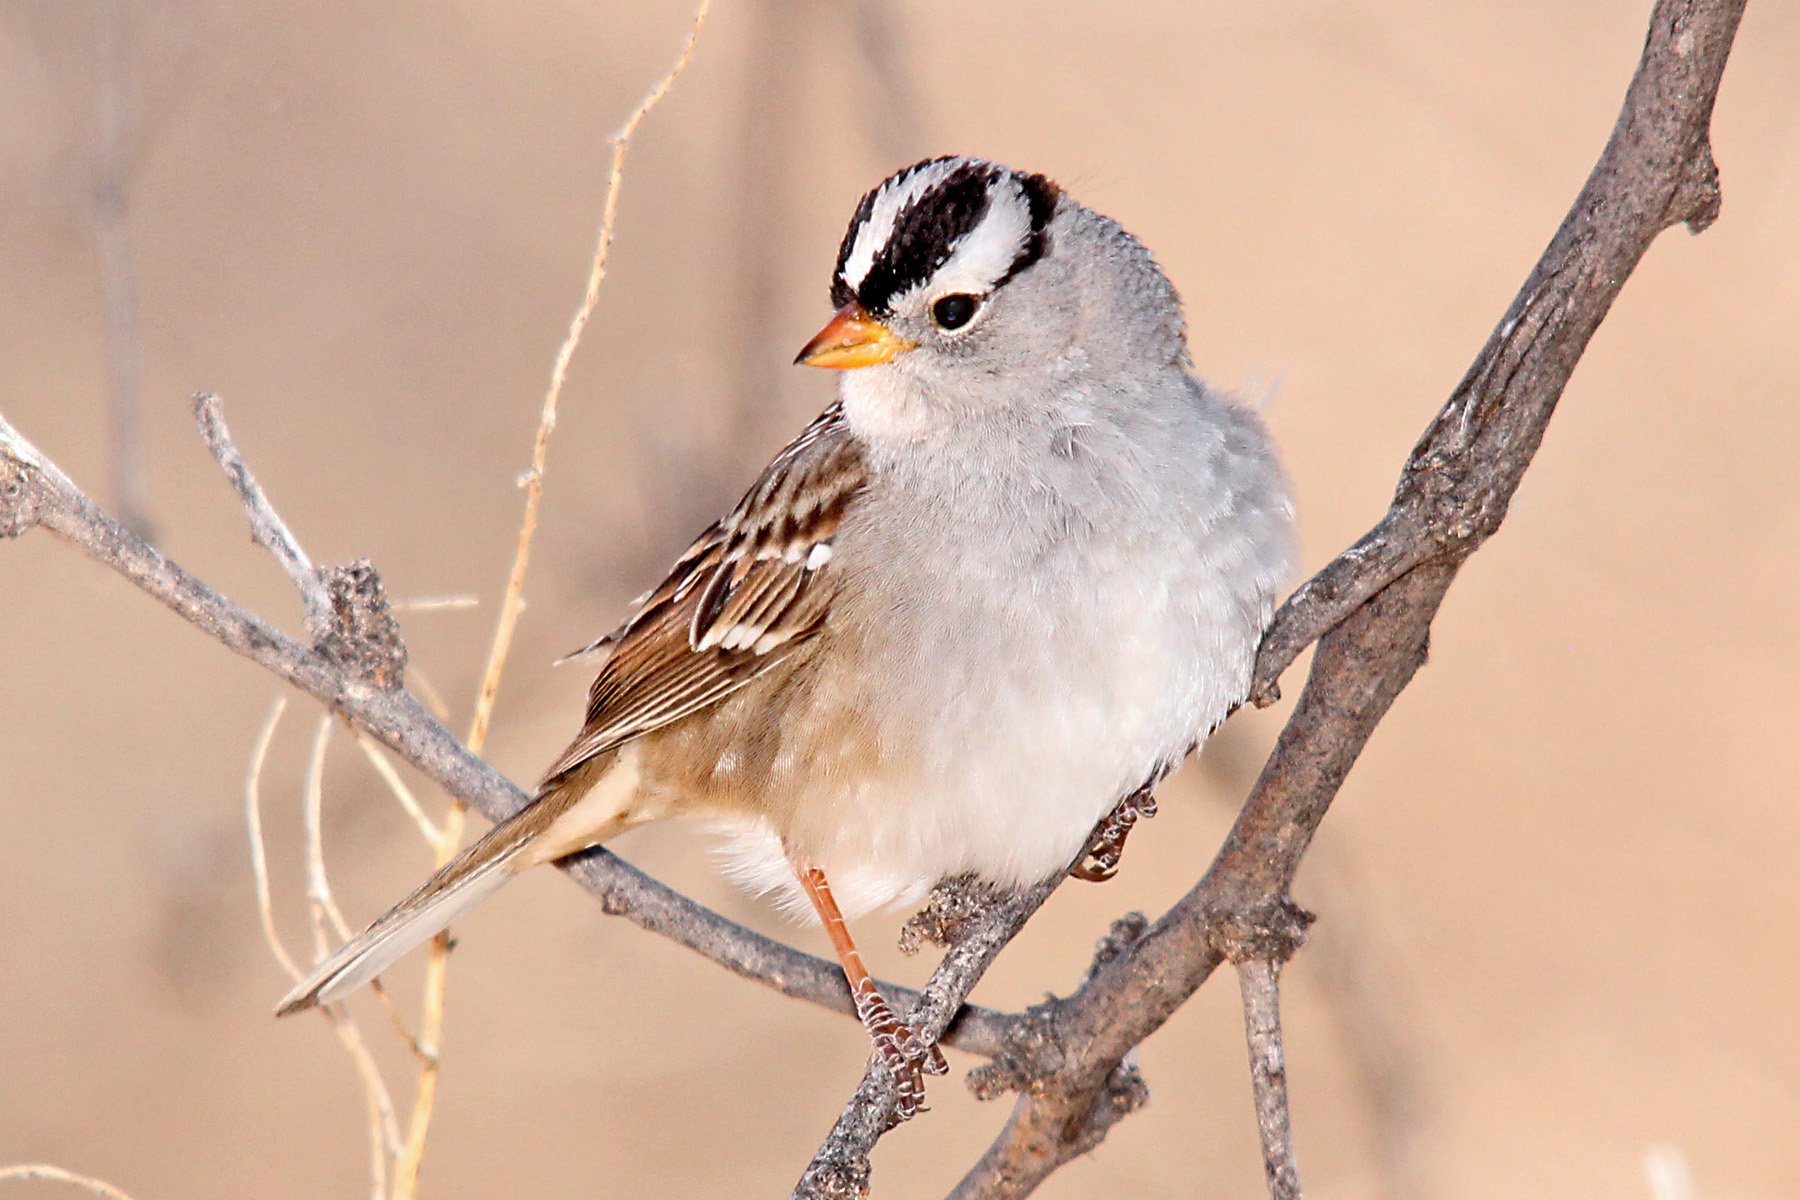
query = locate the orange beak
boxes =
[794,302,918,369]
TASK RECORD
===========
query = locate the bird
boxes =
[276,155,1295,1117]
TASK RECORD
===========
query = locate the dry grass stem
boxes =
[244,697,302,982]
[405,664,454,724]
[321,1001,404,1199]
[299,714,424,1079]
[241,697,402,1188]
[390,594,480,613]
[387,7,716,1197]
[302,715,353,948]
[355,734,443,844]
[0,1163,139,1200]
[465,0,716,754]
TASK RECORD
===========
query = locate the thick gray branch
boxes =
[949,1,1747,1195]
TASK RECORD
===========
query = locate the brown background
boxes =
[3,2,1797,1197]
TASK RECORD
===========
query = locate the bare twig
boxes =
[301,716,352,949]
[1237,957,1301,1200]
[466,0,716,753]
[240,697,402,1187]
[388,594,479,614]
[0,1163,139,1200]
[193,392,334,642]
[355,734,443,844]
[405,664,454,724]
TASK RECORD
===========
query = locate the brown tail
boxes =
[274,806,538,1016]
[273,749,641,1017]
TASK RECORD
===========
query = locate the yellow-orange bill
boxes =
[794,302,918,369]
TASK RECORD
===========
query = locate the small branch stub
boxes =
[1210,898,1315,967]
[319,559,408,690]
[0,453,42,538]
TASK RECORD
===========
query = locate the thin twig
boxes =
[302,715,351,949]
[323,1000,402,1200]
[0,1163,139,1200]
[405,664,454,724]
[389,7,717,1197]
[355,734,443,844]
[464,0,716,752]
[301,716,425,1063]
[244,697,302,982]
[389,594,479,613]
[241,697,403,1179]
[192,392,334,641]
[1237,957,1302,1200]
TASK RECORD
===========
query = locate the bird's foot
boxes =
[853,979,948,1122]
[1072,785,1158,882]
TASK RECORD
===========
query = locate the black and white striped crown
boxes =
[830,157,1060,316]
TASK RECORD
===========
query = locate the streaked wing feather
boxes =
[540,405,865,786]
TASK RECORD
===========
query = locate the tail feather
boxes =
[275,811,535,1017]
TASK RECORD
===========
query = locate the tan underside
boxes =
[526,743,652,865]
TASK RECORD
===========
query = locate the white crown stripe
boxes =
[889,175,1033,308]
[838,158,966,295]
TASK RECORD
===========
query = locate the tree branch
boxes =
[1237,956,1302,1200]
[794,881,1058,1199]
[192,391,334,642]
[0,404,1013,1059]
[0,2,1749,1194]
[945,1,1746,1195]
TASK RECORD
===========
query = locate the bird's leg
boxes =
[796,865,948,1121]
[1072,784,1159,882]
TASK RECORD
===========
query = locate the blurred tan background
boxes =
[3,2,1797,1197]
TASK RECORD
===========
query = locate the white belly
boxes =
[714,503,1274,919]
[713,383,1293,920]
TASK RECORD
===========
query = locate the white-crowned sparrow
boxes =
[278,155,1295,1115]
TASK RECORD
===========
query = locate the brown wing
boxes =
[540,404,865,786]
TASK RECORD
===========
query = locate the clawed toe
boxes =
[1073,785,1159,883]
[873,1019,949,1121]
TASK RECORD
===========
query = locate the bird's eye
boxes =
[931,293,980,331]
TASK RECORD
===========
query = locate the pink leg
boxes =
[797,865,948,1120]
